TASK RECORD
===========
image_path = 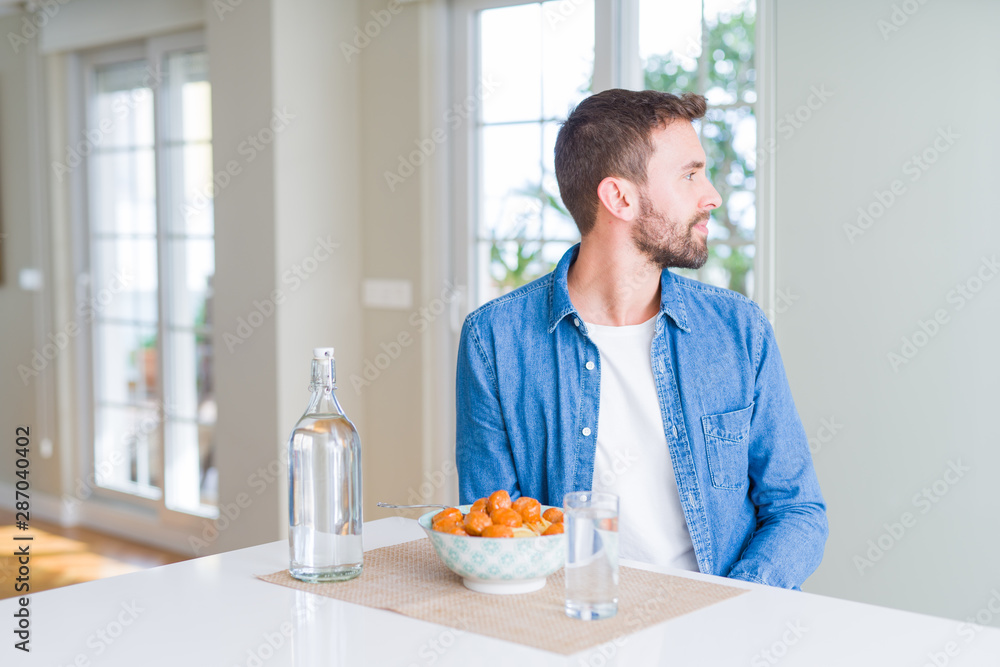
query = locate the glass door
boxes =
[82,32,218,525]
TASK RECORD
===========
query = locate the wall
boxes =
[272,0,365,533]
[210,0,442,542]
[0,13,47,494]
[205,0,284,553]
[357,0,457,519]
[0,0,371,555]
[182,0,369,553]
[775,0,1000,624]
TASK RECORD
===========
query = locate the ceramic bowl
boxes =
[417,504,566,594]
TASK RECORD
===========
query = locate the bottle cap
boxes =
[312,347,335,359]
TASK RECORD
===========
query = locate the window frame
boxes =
[450,0,775,318]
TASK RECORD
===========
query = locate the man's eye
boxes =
[685,172,696,180]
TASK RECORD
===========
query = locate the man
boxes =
[455,89,827,590]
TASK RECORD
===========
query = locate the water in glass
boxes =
[565,494,619,620]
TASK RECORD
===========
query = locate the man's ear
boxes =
[596,176,639,222]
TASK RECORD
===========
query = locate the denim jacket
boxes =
[455,244,828,590]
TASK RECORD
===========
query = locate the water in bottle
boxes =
[288,347,363,582]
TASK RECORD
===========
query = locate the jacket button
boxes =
[582,427,592,436]
[585,361,595,370]
[573,318,580,327]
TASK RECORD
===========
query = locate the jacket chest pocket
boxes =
[701,403,754,490]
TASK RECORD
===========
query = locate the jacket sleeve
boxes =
[455,317,520,504]
[725,307,829,590]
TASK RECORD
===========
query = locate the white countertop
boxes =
[4,517,999,666]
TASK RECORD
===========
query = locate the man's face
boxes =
[630,122,721,270]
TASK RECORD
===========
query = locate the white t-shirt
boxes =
[585,315,699,572]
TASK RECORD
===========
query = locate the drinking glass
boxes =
[563,491,619,620]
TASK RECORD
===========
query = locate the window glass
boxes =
[641,0,757,297]
[477,0,595,303]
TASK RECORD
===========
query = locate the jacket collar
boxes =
[547,243,691,334]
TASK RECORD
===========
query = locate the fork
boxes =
[376,502,450,510]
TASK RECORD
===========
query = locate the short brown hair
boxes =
[554,89,707,235]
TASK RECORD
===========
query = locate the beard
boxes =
[630,192,709,270]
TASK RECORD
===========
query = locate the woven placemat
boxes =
[257,539,746,655]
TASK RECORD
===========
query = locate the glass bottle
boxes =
[288,347,363,582]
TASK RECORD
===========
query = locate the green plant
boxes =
[488,183,574,293]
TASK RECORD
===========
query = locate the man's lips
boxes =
[693,220,709,234]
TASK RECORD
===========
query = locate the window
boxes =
[474,1,595,305]
[81,32,217,519]
[456,0,759,306]
[640,0,757,296]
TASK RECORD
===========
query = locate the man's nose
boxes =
[703,180,722,209]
